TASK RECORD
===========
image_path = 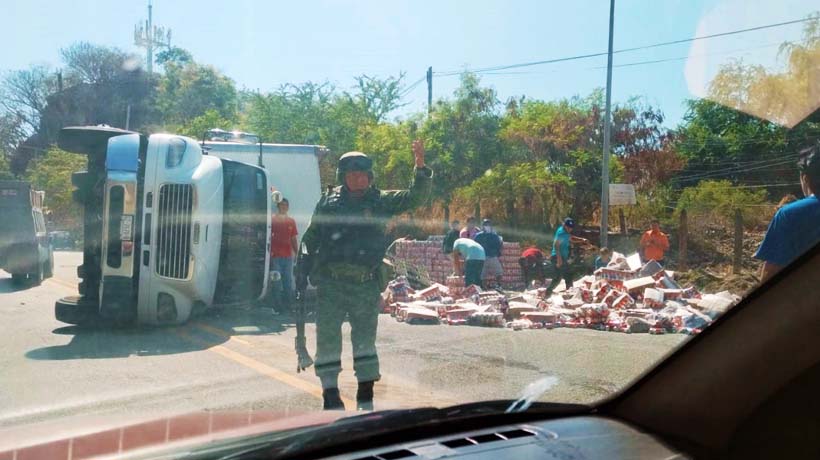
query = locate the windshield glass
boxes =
[214,159,269,304]
[1,0,818,450]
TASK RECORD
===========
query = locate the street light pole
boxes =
[600,0,615,248]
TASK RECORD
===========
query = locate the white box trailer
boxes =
[202,140,326,246]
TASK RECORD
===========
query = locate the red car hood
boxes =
[0,410,347,459]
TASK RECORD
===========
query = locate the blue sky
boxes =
[2,0,816,128]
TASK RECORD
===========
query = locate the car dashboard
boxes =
[321,416,686,460]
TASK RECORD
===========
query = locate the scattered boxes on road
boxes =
[383,249,737,336]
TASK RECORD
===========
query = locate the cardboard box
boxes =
[624,276,657,293]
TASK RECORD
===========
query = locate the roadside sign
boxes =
[609,184,636,206]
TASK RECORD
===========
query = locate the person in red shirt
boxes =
[271,198,299,312]
[519,246,547,287]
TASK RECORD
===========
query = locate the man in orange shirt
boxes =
[640,220,670,266]
[270,198,299,313]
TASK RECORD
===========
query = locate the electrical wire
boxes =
[434,16,815,76]
[399,75,427,98]
[673,157,802,183]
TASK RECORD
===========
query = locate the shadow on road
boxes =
[25,308,292,361]
[0,276,33,294]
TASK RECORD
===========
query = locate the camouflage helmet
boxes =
[336,151,374,185]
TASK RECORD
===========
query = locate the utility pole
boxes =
[134,0,171,75]
[600,0,615,248]
[426,66,433,118]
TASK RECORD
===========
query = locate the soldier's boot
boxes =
[321,376,345,410]
[356,381,374,411]
[322,388,345,410]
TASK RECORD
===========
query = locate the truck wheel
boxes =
[28,263,44,286]
[55,296,99,327]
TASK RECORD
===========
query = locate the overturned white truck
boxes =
[55,126,273,326]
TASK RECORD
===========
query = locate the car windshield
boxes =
[1,0,819,450]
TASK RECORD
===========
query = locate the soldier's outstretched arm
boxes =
[381,140,433,215]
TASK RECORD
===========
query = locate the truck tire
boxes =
[55,296,99,327]
[28,263,44,286]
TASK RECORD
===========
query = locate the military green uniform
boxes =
[301,166,433,388]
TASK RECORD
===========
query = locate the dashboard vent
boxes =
[440,428,536,449]
[353,448,417,460]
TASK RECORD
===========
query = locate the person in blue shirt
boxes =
[452,238,486,288]
[546,218,589,295]
[474,219,504,288]
[755,142,820,283]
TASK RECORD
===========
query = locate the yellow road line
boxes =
[49,274,449,408]
[193,323,461,408]
[175,329,355,407]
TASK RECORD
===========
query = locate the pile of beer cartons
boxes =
[385,252,740,335]
[528,253,740,334]
[392,237,525,289]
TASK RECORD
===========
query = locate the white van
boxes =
[202,133,326,245]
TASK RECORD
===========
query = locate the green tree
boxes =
[158,61,237,126]
[707,13,819,128]
[25,147,86,231]
[675,180,769,229]
[2,42,156,174]
[0,154,14,180]
[155,47,193,66]
[674,98,817,196]
[355,121,415,189]
[176,109,237,139]
[244,75,406,185]
[675,15,820,198]
[60,42,134,86]
[349,73,406,123]
[0,65,57,135]
[420,73,504,221]
[501,91,674,221]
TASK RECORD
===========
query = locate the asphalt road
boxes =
[0,251,687,429]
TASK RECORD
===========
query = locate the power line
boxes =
[589,42,782,70]
[470,41,785,76]
[676,133,820,148]
[673,157,801,181]
[675,158,800,181]
[434,16,815,76]
[399,75,426,98]
[673,157,802,182]
[686,182,801,188]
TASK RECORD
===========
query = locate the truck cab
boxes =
[55,126,270,326]
[0,181,53,285]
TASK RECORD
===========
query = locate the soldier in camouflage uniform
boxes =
[300,140,432,410]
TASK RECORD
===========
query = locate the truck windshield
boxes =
[213,159,268,305]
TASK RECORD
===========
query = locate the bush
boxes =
[675,180,772,230]
[25,147,87,232]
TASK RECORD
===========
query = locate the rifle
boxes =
[294,244,314,373]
